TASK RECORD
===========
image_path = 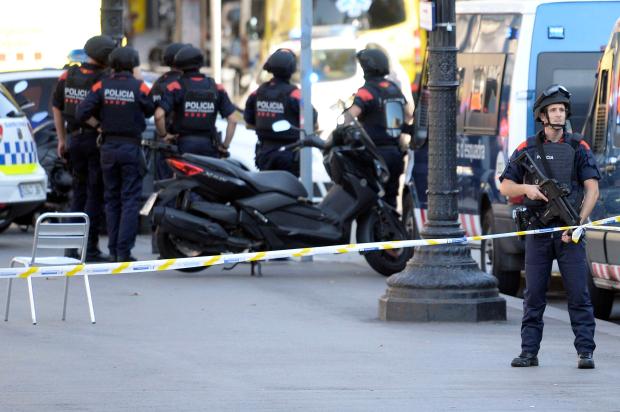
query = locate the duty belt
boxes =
[103,135,141,145]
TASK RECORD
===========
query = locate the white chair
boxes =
[5,212,95,324]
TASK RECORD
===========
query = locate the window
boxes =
[312,0,405,29]
[463,54,506,133]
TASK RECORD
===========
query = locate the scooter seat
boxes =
[244,171,308,198]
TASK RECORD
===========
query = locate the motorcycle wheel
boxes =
[357,208,413,276]
[155,226,209,273]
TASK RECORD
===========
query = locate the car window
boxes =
[2,77,57,119]
[313,0,405,29]
[0,85,21,118]
[463,53,506,134]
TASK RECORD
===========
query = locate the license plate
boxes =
[140,192,159,216]
[19,182,44,200]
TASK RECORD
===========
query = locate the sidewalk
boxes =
[0,230,619,411]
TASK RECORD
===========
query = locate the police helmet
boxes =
[263,49,297,79]
[173,46,204,71]
[163,42,190,67]
[533,84,572,122]
[109,47,140,72]
[356,48,389,78]
[84,35,116,65]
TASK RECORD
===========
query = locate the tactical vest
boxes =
[523,132,584,213]
[100,77,143,138]
[358,79,406,139]
[63,65,105,121]
[255,81,298,142]
[174,76,218,135]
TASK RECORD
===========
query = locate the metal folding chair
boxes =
[5,212,94,324]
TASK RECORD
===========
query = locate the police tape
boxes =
[1,215,619,279]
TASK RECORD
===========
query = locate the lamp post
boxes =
[378,0,506,321]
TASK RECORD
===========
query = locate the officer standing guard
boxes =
[499,85,600,369]
[155,46,237,158]
[345,48,414,208]
[77,47,155,262]
[244,48,317,177]
[52,35,116,262]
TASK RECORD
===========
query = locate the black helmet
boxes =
[356,48,389,78]
[533,84,572,122]
[109,47,140,72]
[263,48,297,79]
[163,42,190,67]
[173,46,204,71]
[84,35,116,65]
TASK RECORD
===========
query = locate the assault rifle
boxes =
[513,151,581,227]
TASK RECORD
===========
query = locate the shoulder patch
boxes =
[91,81,102,92]
[516,141,528,152]
[80,67,94,75]
[379,81,390,88]
[216,83,225,91]
[356,87,374,102]
[139,81,151,95]
[166,81,182,92]
[290,89,301,100]
[59,70,69,81]
[579,140,591,151]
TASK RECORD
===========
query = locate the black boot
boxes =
[511,352,539,367]
[86,250,115,263]
[578,353,595,369]
[116,255,137,262]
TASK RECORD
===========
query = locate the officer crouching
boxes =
[77,47,155,262]
[52,35,116,262]
[154,46,237,158]
[499,85,600,369]
[244,48,318,177]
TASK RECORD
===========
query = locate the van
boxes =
[404,0,620,295]
[0,83,47,232]
[581,18,620,319]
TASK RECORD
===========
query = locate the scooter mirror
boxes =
[272,120,291,132]
[13,80,28,95]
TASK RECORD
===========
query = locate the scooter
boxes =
[141,121,412,276]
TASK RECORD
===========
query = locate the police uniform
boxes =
[159,72,235,157]
[52,62,108,257]
[244,78,317,177]
[353,77,407,207]
[500,130,601,358]
[77,71,155,261]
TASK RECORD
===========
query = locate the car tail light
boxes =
[166,159,204,176]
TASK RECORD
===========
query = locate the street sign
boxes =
[420,1,435,31]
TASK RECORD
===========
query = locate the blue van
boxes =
[404,0,620,295]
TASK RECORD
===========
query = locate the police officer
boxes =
[155,46,237,158]
[77,47,155,262]
[52,35,116,262]
[499,85,600,369]
[345,48,414,208]
[149,42,188,179]
[244,48,317,177]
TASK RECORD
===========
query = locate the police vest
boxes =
[63,65,105,121]
[100,77,143,138]
[255,81,298,142]
[358,79,406,139]
[174,76,218,136]
[523,132,584,212]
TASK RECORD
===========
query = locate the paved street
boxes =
[1,225,620,411]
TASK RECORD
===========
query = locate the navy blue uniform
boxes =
[52,63,108,256]
[149,70,182,179]
[77,72,155,261]
[353,77,407,207]
[159,72,235,158]
[244,78,317,177]
[500,133,601,355]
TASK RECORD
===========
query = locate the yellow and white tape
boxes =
[1,215,619,279]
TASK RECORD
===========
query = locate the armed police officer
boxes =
[499,85,600,369]
[52,35,116,262]
[155,46,237,158]
[77,47,155,262]
[244,48,317,177]
[345,48,414,208]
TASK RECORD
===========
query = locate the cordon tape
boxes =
[1,215,619,279]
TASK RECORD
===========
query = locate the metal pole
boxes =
[299,0,313,197]
[101,0,125,44]
[210,0,222,83]
[378,0,505,322]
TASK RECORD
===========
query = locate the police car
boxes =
[0,81,47,232]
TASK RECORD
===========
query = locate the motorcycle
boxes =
[141,121,413,276]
